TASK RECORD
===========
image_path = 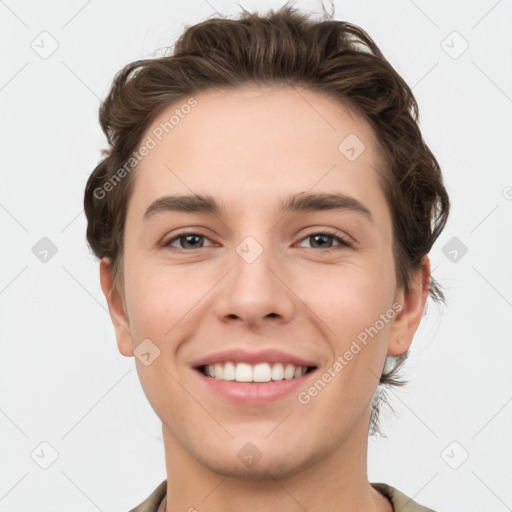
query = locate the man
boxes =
[84,5,449,511]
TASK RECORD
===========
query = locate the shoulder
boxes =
[128,480,167,512]
[128,479,437,512]
[371,482,437,512]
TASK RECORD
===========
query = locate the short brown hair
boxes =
[84,4,450,435]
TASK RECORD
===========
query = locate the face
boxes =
[101,86,428,479]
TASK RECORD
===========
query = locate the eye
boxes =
[162,232,215,250]
[296,231,353,251]
[161,230,353,252]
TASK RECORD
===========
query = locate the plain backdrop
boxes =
[1,0,511,511]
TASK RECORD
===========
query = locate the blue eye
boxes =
[296,232,353,250]
[163,233,214,250]
[162,230,352,251]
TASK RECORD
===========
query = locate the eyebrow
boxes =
[143,192,373,223]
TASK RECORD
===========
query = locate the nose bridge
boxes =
[213,230,295,324]
[232,232,280,299]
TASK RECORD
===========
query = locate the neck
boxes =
[160,412,392,512]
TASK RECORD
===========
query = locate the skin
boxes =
[100,86,430,512]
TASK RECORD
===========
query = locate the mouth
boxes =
[190,349,319,403]
[194,361,318,404]
[195,361,317,383]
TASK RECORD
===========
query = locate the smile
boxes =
[199,361,316,382]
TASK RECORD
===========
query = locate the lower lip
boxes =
[194,368,316,404]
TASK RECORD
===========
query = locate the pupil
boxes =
[183,234,201,248]
[312,234,331,248]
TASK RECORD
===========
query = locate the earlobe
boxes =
[387,255,431,356]
[99,257,134,357]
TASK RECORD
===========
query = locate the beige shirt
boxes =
[128,480,437,511]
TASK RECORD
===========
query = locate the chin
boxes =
[189,436,326,481]
[202,453,311,480]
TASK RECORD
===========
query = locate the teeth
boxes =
[253,363,272,382]
[223,361,235,380]
[235,362,253,382]
[271,363,284,380]
[284,364,296,379]
[203,362,309,382]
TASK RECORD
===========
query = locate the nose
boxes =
[212,236,295,329]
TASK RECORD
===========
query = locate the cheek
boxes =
[122,263,200,412]
[123,257,190,341]
[303,258,396,338]
[123,256,222,355]
[303,268,396,414]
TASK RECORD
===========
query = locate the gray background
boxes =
[1,0,511,510]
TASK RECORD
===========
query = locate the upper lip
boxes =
[190,348,318,368]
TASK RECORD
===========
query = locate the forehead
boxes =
[129,86,385,215]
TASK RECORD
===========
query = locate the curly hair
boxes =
[84,3,450,435]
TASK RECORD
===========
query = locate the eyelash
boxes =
[161,229,353,252]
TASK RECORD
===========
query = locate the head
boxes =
[84,4,449,472]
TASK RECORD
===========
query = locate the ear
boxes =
[99,257,134,357]
[387,255,430,356]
